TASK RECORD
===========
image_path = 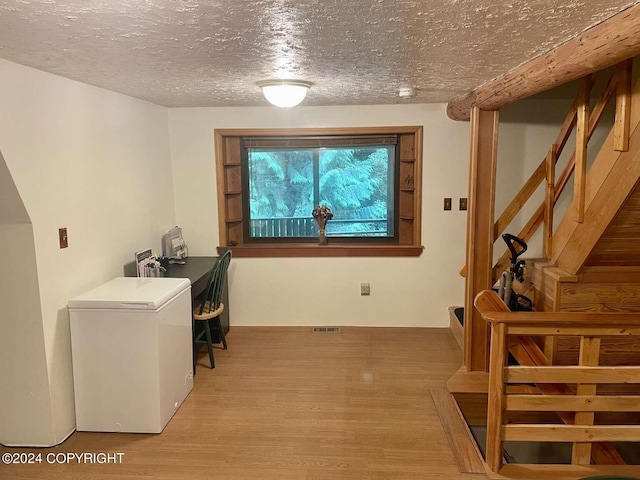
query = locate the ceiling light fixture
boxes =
[258,79,313,108]
[398,87,415,98]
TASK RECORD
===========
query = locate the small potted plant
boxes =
[312,205,333,245]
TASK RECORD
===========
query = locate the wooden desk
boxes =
[124,256,229,336]
[162,256,214,298]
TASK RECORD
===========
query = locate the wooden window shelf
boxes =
[218,244,424,257]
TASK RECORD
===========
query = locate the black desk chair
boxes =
[193,249,231,369]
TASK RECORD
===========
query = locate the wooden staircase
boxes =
[551,79,640,276]
[448,59,640,478]
[534,69,640,317]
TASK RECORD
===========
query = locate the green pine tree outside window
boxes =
[247,144,395,240]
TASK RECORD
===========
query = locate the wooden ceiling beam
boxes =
[446,3,640,121]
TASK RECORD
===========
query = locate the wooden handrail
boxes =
[480,311,640,325]
[461,63,627,281]
[493,162,546,241]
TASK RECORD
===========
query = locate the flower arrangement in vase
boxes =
[312,205,333,245]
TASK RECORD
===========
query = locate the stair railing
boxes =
[460,59,633,283]
[476,289,640,478]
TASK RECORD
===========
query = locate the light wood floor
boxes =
[1,327,487,480]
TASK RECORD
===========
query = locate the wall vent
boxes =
[312,327,341,333]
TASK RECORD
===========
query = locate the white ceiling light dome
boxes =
[398,87,415,98]
[258,80,313,108]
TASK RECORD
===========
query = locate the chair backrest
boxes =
[197,249,232,315]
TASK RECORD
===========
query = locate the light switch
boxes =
[59,228,68,249]
[444,198,452,211]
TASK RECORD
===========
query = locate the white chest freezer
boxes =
[68,277,193,433]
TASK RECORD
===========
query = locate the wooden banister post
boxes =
[575,77,592,223]
[572,336,601,464]
[614,59,633,152]
[544,144,557,258]
[464,107,499,372]
[486,321,507,473]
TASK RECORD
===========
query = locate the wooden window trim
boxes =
[214,126,424,258]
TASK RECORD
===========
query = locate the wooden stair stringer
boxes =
[551,77,640,275]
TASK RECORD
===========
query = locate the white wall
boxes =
[168,103,580,328]
[168,105,467,327]
[0,59,175,446]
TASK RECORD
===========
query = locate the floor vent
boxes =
[312,327,341,333]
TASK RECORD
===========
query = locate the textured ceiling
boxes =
[0,0,637,107]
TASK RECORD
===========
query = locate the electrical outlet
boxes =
[360,283,370,296]
[59,228,68,249]
[444,197,452,211]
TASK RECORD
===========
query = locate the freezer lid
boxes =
[68,277,191,310]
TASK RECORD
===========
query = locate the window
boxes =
[215,127,423,257]
[245,136,396,242]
